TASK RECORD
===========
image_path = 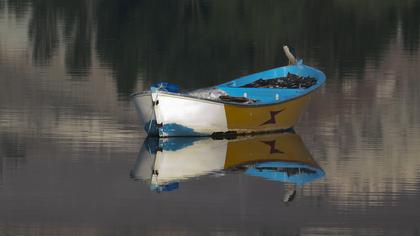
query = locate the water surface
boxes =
[1,0,420,235]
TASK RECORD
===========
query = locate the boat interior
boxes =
[215,64,326,105]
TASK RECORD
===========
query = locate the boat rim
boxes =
[130,87,318,108]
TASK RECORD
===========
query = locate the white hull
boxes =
[133,92,228,136]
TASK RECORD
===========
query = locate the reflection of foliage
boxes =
[96,0,145,95]
[28,0,59,65]
[95,0,420,97]
[401,0,420,53]
[27,0,94,74]
[299,0,400,78]
[5,0,420,96]
[0,0,4,12]
[64,1,94,77]
[5,0,31,20]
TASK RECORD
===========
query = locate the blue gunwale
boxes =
[245,161,325,185]
[216,62,326,105]
[146,62,326,107]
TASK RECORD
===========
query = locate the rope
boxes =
[146,84,164,134]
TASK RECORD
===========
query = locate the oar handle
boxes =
[283,45,297,65]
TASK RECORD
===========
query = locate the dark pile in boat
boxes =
[241,73,317,89]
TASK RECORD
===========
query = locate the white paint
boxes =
[130,141,155,181]
[132,93,154,126]
[155,92,228,135]
[151,139,228,185]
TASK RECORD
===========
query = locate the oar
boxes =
[283,45,297,65]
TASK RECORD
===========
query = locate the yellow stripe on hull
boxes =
[224,93,312,131]
[224,133,316,169]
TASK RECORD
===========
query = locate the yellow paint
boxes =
[224,93,312,131]
[224,133,317,169]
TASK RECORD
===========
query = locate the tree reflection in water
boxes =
[3,0,420,96]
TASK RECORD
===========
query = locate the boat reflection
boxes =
[131,132,324,198]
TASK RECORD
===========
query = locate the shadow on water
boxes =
[130,132,325,203]
[3,0,420,98]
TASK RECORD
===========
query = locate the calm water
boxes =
[1,0,420,235]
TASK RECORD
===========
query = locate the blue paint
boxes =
[147,64,326,106]
[160,123,204,137]
[145,121,206,137]
[151,182,179,192]
[143,138,160,154]
[245,161,325,185]
[144,120,159,136]
[159,137,205,151]
[215,63,326,104]
[151,82,180,93]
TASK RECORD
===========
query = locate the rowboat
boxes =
[130,132,325,193]
[132,46,326,137]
